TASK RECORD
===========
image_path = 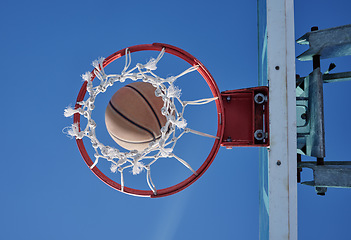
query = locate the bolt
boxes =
[275,66,280,70]
[254,130,265,141]
[254,93,266,104]
[277,160,281,166]
[316,187,327,196]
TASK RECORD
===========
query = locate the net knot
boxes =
[159,147,173,157]
[167,85,181,98]
[92,57,105,71]
[81,72,92,82]
[143,58,158,71]
[132,161,145,175]
[64,106,78,117]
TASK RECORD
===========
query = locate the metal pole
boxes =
[311,26,325,168]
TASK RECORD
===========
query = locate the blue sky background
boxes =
[1,0,350,239]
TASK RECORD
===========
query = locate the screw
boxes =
[277,160,281,166]
[275,66,280,70]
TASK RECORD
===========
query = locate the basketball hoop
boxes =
[64,43,225,198]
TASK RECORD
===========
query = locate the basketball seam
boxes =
[108,130,161,144]
[125,85,163,130]
[108,101,156,141]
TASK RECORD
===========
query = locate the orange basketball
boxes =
[105,82,167,151]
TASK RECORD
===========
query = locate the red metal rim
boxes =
[73,43,225,198]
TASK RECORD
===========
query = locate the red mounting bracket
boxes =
[220,86,269,148]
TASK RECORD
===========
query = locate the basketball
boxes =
[105,82,167,151]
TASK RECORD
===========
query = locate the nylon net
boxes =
[64,48,217,195]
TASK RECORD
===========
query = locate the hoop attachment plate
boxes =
[220,86,269,148]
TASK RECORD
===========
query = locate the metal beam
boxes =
[323,71,351,83]
[298,161,351,188]
[297,24,351,61]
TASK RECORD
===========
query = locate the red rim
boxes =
[73,43,225,198]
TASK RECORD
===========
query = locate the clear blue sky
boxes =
[1,0,350,239]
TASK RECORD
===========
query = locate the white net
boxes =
[64,48,218,195]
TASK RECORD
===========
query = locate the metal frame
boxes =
[296,24,351,195]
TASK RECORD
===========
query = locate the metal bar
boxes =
[297,24,351,61]
[297,154,301,183]
[298,161,351,188]
[312,26,321,69]
[307,68,325,159]
[265,0,297,238]
[323,71,351,83]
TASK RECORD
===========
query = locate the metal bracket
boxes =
[297,24,351,61]
[296,24,351,195]
[298,161,351,195]
[296,68,325,158]
[323,71,351,83]
[296,24,351,159]
[220,86,269,148]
